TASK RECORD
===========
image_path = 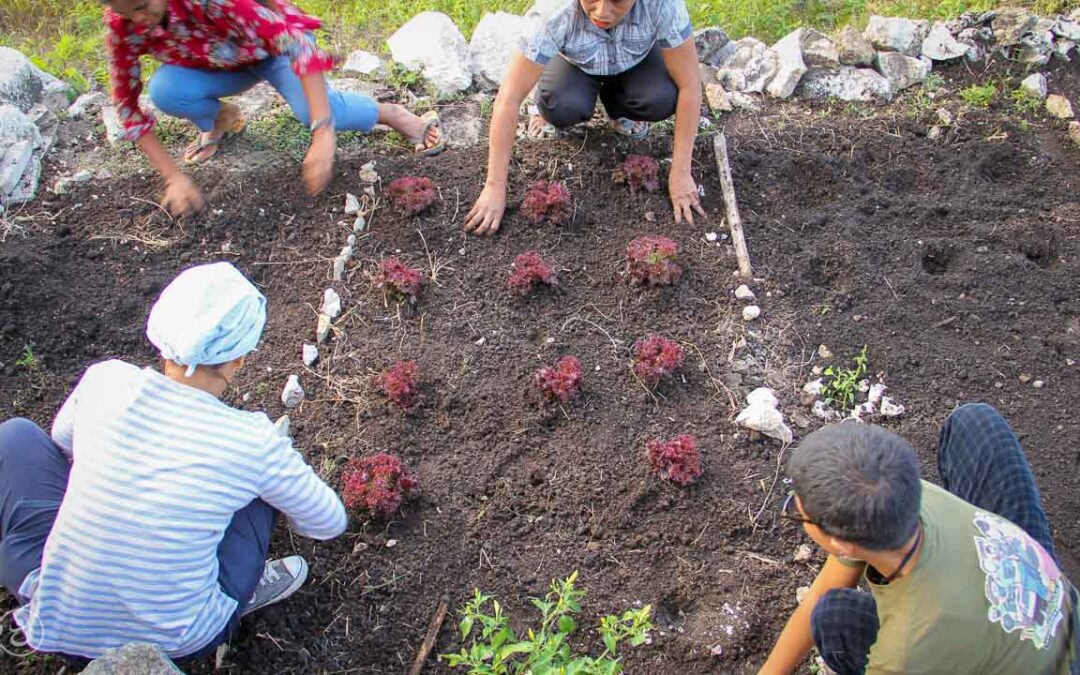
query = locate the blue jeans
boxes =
[147,56,379,133]
[0,418,278,660]
[810,404,1063,675]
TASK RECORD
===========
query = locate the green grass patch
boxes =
[1009,86,1043,114]
[960,82,997,108]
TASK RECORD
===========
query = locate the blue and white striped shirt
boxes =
[13,360,347,659]
[523,0,693,76]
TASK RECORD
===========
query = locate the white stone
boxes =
[0,47,44,113]
[1053,18,1080,41]
[695,27,734,66]
[321,288,342,318]
[728,92,762,111]
[345,192,360,214]
[766,30,807,99]
[67,91,107,119]
[747,387,779,408]
[101,105,126,146]
[0,140,34,198]
[1069,121,1080,147]
[281,375,305,408]
[353,215,367,232]
[82,643,180,675]
[715,37,770,92]
[332,255,347,281]
[1046,94,1075,119]
[793,543,814,563]
[1020,73,1048,99]
[1055,39,1076,61]
[864,16,927,56]
[72,169,92,182]
[742,305,761,321]
[343,50,384,77]
[798,28,839,68]
[735,284,756,301]
[835,27,875,66]
[921,22,970,61]
[303,343,319,367]
[875,52,930,92]
[387,12,473,97]
[1015,30,1054,65]
[879,396,905,417]
[736,387,793,444]
[796,586,811,604]
[1033,379,1045,389]
[704,82,732,113]
[274,415,291,437]
[316,313,332,344]
[797,67,892,102]
[469,12,531,89]
[359,161,379,183]
[812,399,838,420]
[868,382,887,406]
[992,7,1037,46]
[705,231,719,242]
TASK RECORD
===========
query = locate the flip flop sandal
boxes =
[184,115,247,165]
[414,110,448,157]
[611,117,651,141]
[526,118,565,140]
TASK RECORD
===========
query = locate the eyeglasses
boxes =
[780,492,816,527]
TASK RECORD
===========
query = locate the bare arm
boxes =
[137,133,205,216]
[299,72,336,195]
[660,39,705,225]
[759,555,864,675]
[464,53,544,236]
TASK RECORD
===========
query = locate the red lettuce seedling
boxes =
[534,355,583,403]
[342,453,418,518]
[521,180,572,225]
[378,360,420,409]
[632,335,685,386]
[618,154,661,193]
[373,257,424,301]
[625,235,682,286]
[646,434,702,485]
[386,176,438,215]
[508,251,558,295]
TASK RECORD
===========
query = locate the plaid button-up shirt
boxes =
[523,0,693,76]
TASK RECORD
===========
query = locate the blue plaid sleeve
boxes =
[523,12,566,66]
[656,0,693,49]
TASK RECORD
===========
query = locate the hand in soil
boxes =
[303,129,336,196]
[464,183,507,236]
[161,173,204,216]
[669,169,705,225]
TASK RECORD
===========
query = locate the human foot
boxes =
[184,102,246,164]
[382,105,446,156]
[526,114,562,140]
[610,117,650,140]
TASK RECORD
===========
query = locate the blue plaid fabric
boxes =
[811,403,1072,675]
[523,0,693,76]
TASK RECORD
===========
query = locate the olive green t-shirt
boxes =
[850,481,1078,674]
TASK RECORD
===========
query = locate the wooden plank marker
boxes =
[713,132,753,280]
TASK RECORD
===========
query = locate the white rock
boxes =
[344,192,360,214]
[0,140,34,198]
[1020,73,1048,99]
[735,284,756,301]
[353,215,367,232]
[704,83,732,113]
[796,586,811,604]
[332,254,347,281]
[316,313,332,344]
[921,22,970,61]
[387,12,473,97]
[321,288,342,318]
[0,47,45,113]
[67,91,107,119]
[695,27,734,66]
[812,399,838,420]
[359,161,379,183]
[386,539,398,548]
[281,375,305,408]
[747,387,779,408]
[274,415,291,437]
[868,382,887,405]
[716,37,771,92]
[302,343,319,367]
[864,16,927,56]
[728,91,762,112]
[347,234,357,247]
[879,396,905,417]
[705,231,719,242]
[1069,121,1080,147]
[798,28,840,68]
[742,305,762,321]
[993,7,1037,46]
[766,30,807,99]
[1053,17,1080,41]
[793,543,814,563]
[736,388,793,444]
[835,26,876,66]
[72,169,92,182]
[469,12,531,89]
[1015,30,1054,65]
[797,67,892,102]
[875,51,929,92]
[82,643,179,675]
[802,378,823,396]
[101,105,125,146]
[343,50,384,77]
[1055,39,1076,61]
[1046,94,1075,119]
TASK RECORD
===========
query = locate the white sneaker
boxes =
[240,556,309,617]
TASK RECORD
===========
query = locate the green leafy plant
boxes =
[386,63,424,91]
[1009,87,1042,115]
[16,345,40,370]
[821,346,868,411]
[960,83,997,108]
[440,571,653,674]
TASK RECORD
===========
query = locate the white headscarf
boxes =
[146,262,267,377]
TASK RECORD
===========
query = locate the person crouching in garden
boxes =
[759,407,1079,675]
[0,262,346,662]
[104,0,447,216]
[465,0,706,235]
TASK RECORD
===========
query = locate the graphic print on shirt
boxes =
[973,511,1066,649]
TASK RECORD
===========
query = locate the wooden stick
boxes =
[713,132,753,279]
[409,596,450,675]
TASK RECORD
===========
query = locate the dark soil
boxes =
[0,56,1077,674]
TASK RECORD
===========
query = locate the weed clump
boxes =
[377,360,421,410]
[508,251,558,295]
[626,235,682,286]
[822,346,869,411]
[521,180,572,225]
[386,176,438,215]
[534,355,583,404]
[616,154,661,193]
[632,335,685,386]
[373,257,424,301]
[342,453,418,518]
[646,434,702,485]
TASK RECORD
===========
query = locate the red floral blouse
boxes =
[106,0,335,141]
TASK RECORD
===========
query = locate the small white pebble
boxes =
[742,305,761,321]
[474,337,486,346]
[734,284,755,302]
[706,232,719,242]
[546,337,555,344]
[242,392,252,402]
[1033,380,1045,389]
[386,539,398,548]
